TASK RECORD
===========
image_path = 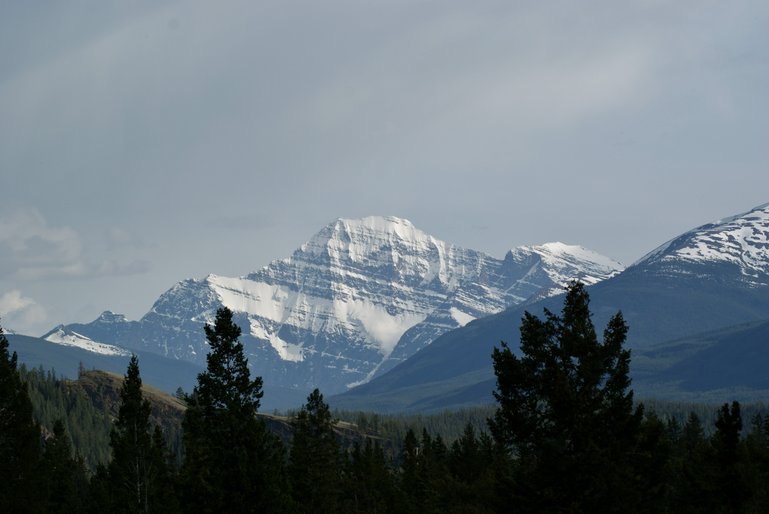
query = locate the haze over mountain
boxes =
[38,216,621,400]
[333,203,769,411]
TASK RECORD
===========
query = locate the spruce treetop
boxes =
[194,307,263,415]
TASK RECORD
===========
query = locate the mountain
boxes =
[7,333,305,410]
[8,333,201,395]
[332,203,769,412]
[633,202,769,285]
[44,216,621,402]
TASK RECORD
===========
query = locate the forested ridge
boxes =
[4,284,769,512]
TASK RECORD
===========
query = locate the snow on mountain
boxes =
[632,203,769,284]
[49,216,622,395]
[504,242,623,299]
[43,327,132,357]
[333,202,769,413]
[526,242,623,285]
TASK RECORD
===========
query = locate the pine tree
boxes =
[419,429,451,513]
[41,419,89,513]
[108,355,155,514]
[669,412,713,513]
[449,423,481,484]
[180,307,289,513]
[343,439,394,514]
[0,321,43,513]
[289,388,342,514]
[489,282,643,512]
[714,401,743,467]
[398,428,421,512]
[712,401,750,511]
[147,426,179,513]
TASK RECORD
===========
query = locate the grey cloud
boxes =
[90,259,152,278]
[0,208,82,279]
[0,208,151,280]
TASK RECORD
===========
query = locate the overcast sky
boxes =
[2,0,768,335]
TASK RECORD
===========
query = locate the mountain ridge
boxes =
[42,215,622,399]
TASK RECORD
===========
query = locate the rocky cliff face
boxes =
[46,216,621,395]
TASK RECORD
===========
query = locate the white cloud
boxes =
[0,290,47,327]
[0,290,34,314]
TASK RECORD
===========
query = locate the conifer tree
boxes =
[449,423,482,484]
[108,355,155,513]
[398,428,421,512]
[712,401,749,511]
[714,401,743,467]
[0,322,43,513]
[343,439,394,513]
[87,465,112,514]
[41,420,89,513]
[289,388,342,514]
[669,412,713,513]
[181,307,289,513]
[489,282,643,512]
[147,426,179,513]
[419,429,450,513]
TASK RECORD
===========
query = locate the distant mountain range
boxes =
[332,203,769,411]
[13,203,769,413]
[14,216,620,405]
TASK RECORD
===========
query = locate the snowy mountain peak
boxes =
[95,311,129,323]
[51,216,622,396]
[337,215,419,235]
[506,241,623,290]
[532,242,622,270]
[632,203,769,282]
[299,215,439,261]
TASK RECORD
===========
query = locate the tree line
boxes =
[4,283,769,512]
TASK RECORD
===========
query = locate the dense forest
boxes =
[4,283,769,512]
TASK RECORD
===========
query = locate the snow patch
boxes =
[536,242,623,272]
[45,329,131,356]
[332,297,427,357]
[249,319,304,362]
[449,307,475,327]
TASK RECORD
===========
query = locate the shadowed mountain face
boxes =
[333,203,769,412]
[42,216,620,399]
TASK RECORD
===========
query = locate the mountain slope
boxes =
[45,216,621,400]
[333,203,769,412]
[9,333,201,395]
[8,333,307,410]
[634,202,769,283]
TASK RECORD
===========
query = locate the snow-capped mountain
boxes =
[632,202,769,285]
[46,216,621,396]
[332,203,769,412]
